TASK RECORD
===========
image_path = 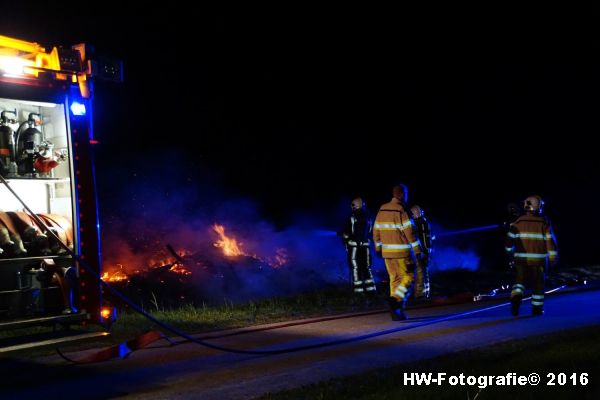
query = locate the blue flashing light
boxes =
[70,102,86,116]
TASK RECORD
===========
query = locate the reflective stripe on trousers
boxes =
[350,247,359,283]
[531,294,544,306]
[414,255,430,297]
[348,246,376,292]
[511,264,545,306]
[384,258,414,301]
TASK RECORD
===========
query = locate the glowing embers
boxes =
[100,224,290,289]
[212,224,246,257]
[168,263,192,276]
[101,264,129,282]
[101,256,193,283]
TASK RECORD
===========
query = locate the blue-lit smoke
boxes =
[96,152,502,303]
[428,223,501,271]
[429,247,480,271]
[97,158,350,303]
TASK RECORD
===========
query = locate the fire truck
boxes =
[0,34,122,351]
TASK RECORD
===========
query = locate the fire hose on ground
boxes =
[57,287,567,364]
[0,176,570,363]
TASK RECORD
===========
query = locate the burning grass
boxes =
[101,223,292,286]
[95,220,350,310]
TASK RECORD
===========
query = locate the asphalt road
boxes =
[1,288,599,400]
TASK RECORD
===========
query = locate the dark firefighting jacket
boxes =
[505,214,558,267]
[373,198,422,259]
[413,216,432,254]
[342,210,372,247]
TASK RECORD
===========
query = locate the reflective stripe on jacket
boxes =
[373,198,421,259]
[505,214,557,266]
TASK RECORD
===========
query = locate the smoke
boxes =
[429,246,480,271]
[96,152,493,305]
[192,226,350,303]
[102,218,351,304]
[427,222,493,272]
[97,156,350,304]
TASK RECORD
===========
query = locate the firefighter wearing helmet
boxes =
[341,197,377,295]
[505,195,558,316]
[410,205,433,299]
[374,184,422,320]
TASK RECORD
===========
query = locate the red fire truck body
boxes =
[0,34,121,349]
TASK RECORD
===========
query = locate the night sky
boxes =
[2,7,598,266]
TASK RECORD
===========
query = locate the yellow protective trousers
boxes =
[414,254,430,298]
[384,258,415,301]
[511,264,546,308]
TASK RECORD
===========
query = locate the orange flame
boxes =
[101,226,288,281]
[101,264,129,282]
[212,224,245,257]
[169,263,192,275]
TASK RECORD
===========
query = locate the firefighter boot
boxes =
[396,299,408,321]
[532,305,544,316]
[510,295,522,316]
[388,297,407,321]
[364,288,378,306]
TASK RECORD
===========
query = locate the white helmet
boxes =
[524,195,544,214]
[410,205,424,219]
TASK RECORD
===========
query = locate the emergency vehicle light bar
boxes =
[1,34,124,92]
[0,34,93,97]
[0,34,65,75]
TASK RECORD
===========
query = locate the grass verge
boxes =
[2,288,385,357]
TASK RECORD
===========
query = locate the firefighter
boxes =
[505,195,558,316]
[410,205,433,299]
[341,197,377,295]
[505,203,523,226]
[374,184,422,320]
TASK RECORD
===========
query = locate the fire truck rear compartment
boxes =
[0,97,76,323]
